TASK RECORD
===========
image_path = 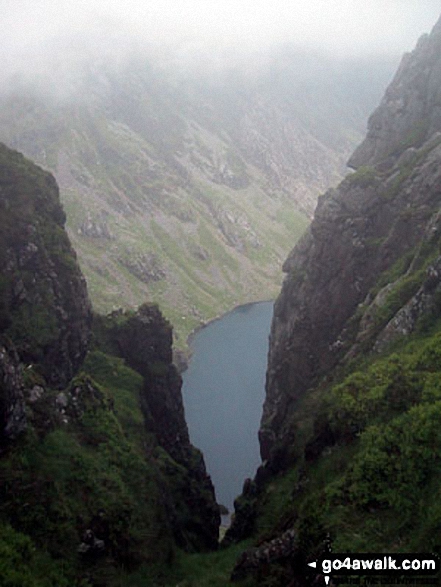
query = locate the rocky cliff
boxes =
[260,15,441,462]
[0,143,92,390]
[0,142,91,447]
[93,305,220,551]
[222,15,441,585]
[0,144,219,586]
[349,17,441,171]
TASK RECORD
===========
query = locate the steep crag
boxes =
[0,143,219,586]
[0,144,92,389]
[224,14,441,587]
[93,305,220,551]
[261,16,441,462]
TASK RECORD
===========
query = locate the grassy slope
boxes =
[0,342,259,587]
[59,113,311,349]
[0,72,360,352]
[231,263,441,583]
[0,351,180,587]
[253,324,441,548]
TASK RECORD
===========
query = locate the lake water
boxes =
[182,301,274,515]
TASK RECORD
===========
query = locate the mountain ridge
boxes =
[259,15,441,462]
[0,52,394,349]
[222,14,441,585]
[0,142,219,585]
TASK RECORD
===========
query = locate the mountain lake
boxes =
[182,300,274,521]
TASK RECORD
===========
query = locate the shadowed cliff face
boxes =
[92,305,220,551]
[0,143,92,391]
[0,337,26,446]
[0,143,92,445]
[260,15,441,463]
[0,146,219,585]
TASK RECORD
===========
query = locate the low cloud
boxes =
[1,0,439,88]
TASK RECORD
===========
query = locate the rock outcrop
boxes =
[0,142,91,448]
[349,16,441,171]
[260,15,441,462]
[0,145,219,586]
[0,144,92,388]
[231,528,296,581]
[94,305,193,459]
[93,305,220,550]
[0,337,26,447]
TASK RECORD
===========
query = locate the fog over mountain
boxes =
[2,5,441,586]
[0,2,438,348]
[2,0,440,84]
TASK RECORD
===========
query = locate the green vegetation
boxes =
[171,543,255,587]
[0,522,71,587]
[370,268,425,332]
[94,541,256,587]
[250,324,441,569]
[274,207,310,236]
[7,294,58,353]
[0,350,177,586]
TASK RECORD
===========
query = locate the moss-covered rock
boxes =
[0,143,91,388]
[227,16,441,586]
[0,336,26,447]
[0,146,219,585]
[92,306,221,551]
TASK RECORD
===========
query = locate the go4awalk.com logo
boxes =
[308,553,440,585]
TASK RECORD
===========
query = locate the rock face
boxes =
[0,145,219,584]
[231,528,296,582]
[94,305,191,458]
[0,142,91,445]
[261,15,441,462]
[0,144,92,388]
[93,305,220,550]
[349,17,441,171]
[0,337,26,447]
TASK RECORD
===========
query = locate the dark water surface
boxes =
[182,301,274,513]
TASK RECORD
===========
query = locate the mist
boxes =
[2,0,440,88]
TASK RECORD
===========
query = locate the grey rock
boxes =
[28,385,44,403]
[261,16,441,462]
[231,528,296,581]
[349,15,441,170]
[78,529,106,556]
[78,212,113,240]
[55,392,68,409]
[374,258,441,353]
[0,338,26,447]
[118,251,165,283]
[0,144,92,388]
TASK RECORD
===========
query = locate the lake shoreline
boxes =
[181,300,274,511]
[177,298,274,373]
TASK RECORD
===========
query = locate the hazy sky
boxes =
[2,1,440,78]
